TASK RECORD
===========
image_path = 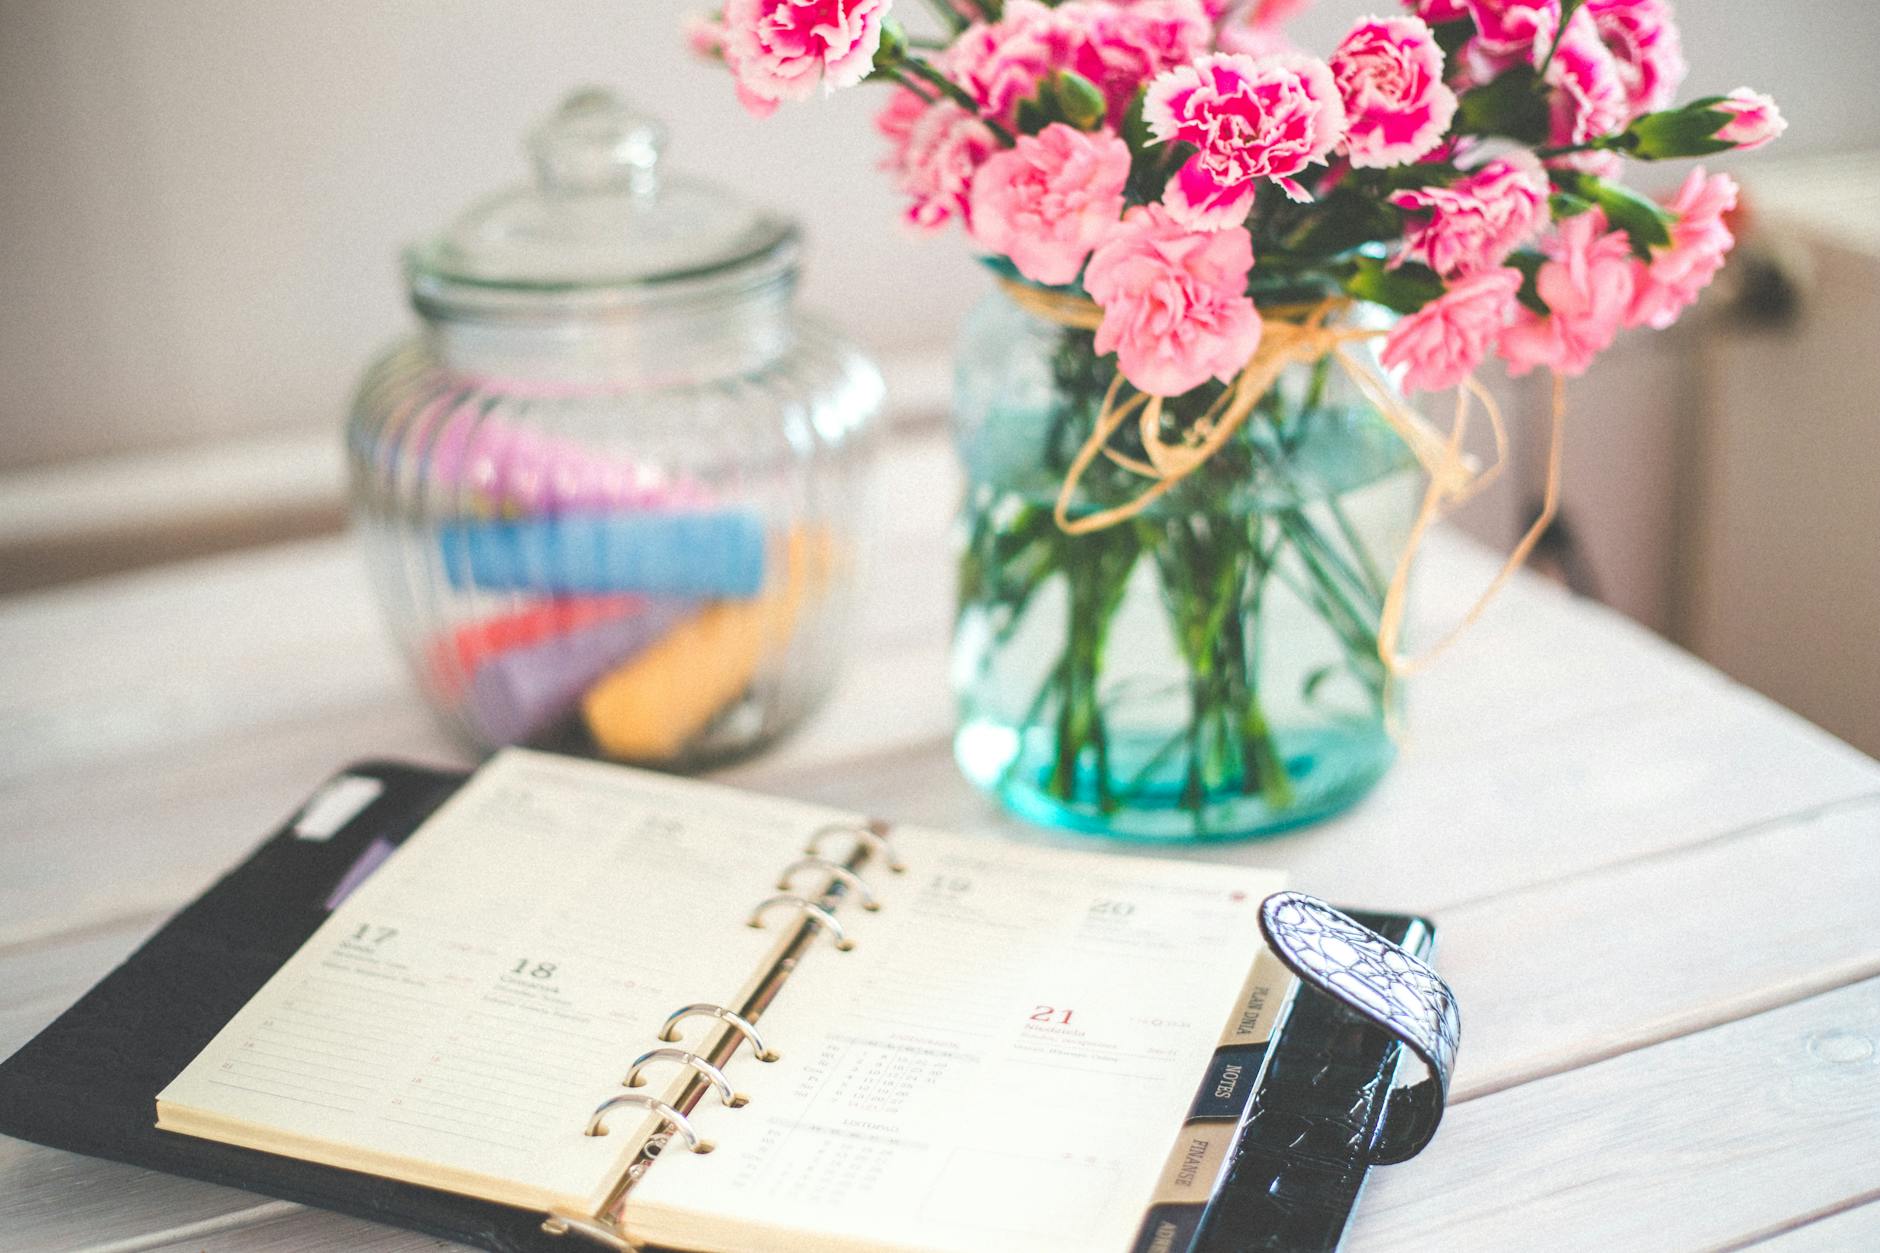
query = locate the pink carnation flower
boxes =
[1078,1,1215,120]
[1331,15,1458,169]
[946,9,1054,123]
[1171,0,1236,19]
[1714,88,1787,151]
[1582,0,1686,119]
[694,9,783,117]
[969,124,1132,285]
[1084,205,1264,397]
[1498,209,1637,378]
[684,13,728,59]
[1407,0,1470,20]
[894,100,998,233]
[1390,154,1550,278]
[1219,0,1316,55]
[1543,9,1629,171]
[874,86,927,164]
[1382,267,1524,392]
[1465,0,1560,60]
[1248,0,1317,22]
[1144,52,1347,229]
[1626,167,1738,330]
[949,1,1209,129]
[1217,22,1296,59]
[722,0,892,106]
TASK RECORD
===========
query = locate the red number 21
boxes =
[1030,1005,1074,1025]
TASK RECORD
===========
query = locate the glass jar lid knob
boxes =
[405,85,797,313]
[529,88,666,198]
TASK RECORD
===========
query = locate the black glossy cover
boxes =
[0,762,1428,1253]
[1193,911,1433,1252]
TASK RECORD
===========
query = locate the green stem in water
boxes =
[1232,528,1297,811]
[1324,493,1391,604]
[1045,525,1140,810]
[1280,509,1380,626]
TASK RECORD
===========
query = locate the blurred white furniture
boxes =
[1455,153,1880,761]
[2,433,1879,1251]
[1685,152,1880,760]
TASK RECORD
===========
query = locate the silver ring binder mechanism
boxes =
[806,820,905,873]
[658,1003,779,1062]
[584,1094,712,1153]
[777,856,880,910]
[747,894,855,950]
[626,1048,746,1108]
[546,816,898,1250]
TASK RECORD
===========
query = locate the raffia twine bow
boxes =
[999,278,1567,678]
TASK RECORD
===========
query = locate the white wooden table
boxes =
[3,433,1878,1252]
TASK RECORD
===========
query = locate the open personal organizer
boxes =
[0,749,1458,1253]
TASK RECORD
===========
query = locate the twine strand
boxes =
[999,278,1565,679]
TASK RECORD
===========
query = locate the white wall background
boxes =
[2,0,1877,471]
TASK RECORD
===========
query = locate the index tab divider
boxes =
[1129,949,1302,1253]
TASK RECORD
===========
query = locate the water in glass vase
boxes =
[951,284,1418,841]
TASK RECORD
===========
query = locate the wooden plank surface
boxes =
[1751,1200,1880,1252]
[2,432,1877,1252]
[1352,977,1880,1252]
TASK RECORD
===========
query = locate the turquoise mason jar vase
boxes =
[949,277,1421,841]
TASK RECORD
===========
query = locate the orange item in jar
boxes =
[579,530,832,761]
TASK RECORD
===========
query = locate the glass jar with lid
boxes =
[348,89,884,768]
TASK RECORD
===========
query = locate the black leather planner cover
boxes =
[0,762,1435,1253]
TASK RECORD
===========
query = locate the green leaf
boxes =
[1549,191,1595,219]
[1506,251,1549,316]
[1344,256,1446,315]
[1122,85,1153,153]
[1015,94,1052,136]
[1372,163,1464,194]
[1555,171,1674,254]
[1454,66,1551,145]
[1275,187,1403,264]
[1431,17,1474,64]
[1122,87,1188,207]
[1623,101,1737,160]
[1050,70,1106,132]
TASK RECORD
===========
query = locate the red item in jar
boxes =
[426,596,642,695]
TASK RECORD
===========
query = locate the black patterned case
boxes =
[1194,906,1443,1252]
[0,762,1451,1253]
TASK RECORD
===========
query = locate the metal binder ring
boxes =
[659,1003,779,1062]
[777,857,881,911]
[747,894,855,951]
[625,1048,747,1108]
[584,1094,713,1153]
[805,821,905,874]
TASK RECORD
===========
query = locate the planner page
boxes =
[156,749,846,1215]
[628,827,1285,1253]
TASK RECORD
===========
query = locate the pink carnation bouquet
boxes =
[687,0,1782,838]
